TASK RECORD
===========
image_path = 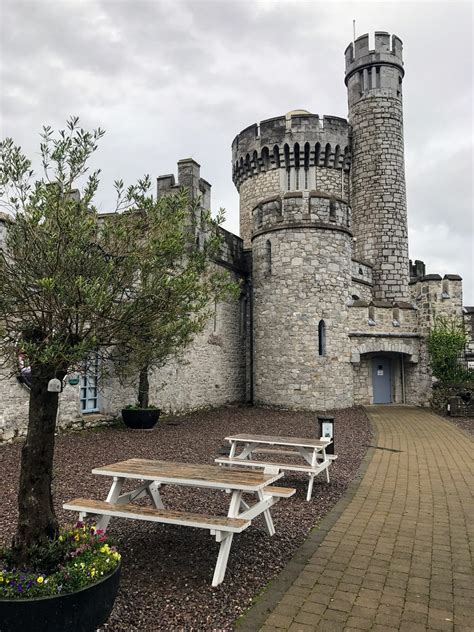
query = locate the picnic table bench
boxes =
[63,458,295,586]
[215,433,336,501]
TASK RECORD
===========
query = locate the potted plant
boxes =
[0,118,237,630]
[122,403,161,429]
[0,523,121,632]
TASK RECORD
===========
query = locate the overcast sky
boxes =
[1,0,473,302]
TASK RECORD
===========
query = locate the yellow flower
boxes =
[59,535,64,542]
[112,552,121,561]
[0,576,4,583]
[37,576,44,584]
[74,534,80,541]
[100,544,110,553]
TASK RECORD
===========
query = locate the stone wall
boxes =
[239,169,280,247]
[410,275,463,335]
[348,303,417,334]
[252,227,353,410]
[353,352,404,405]
[0,287,245,442]
[346,33,409,302]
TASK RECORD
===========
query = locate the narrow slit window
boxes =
[318,320,326,356]
[266,239,272,276]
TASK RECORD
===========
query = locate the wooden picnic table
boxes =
[215,433,335,501]
[63,458,295,586]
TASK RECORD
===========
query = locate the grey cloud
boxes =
[0,0,472,301]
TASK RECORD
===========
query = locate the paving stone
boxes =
[345,615,372,630]
[250,407,474,632]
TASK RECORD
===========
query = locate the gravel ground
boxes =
[0,405,371,631]
[439,414,474,436]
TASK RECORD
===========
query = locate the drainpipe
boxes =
[401,354,406,404]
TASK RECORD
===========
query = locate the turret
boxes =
[232,111,354,410]
[232,111,351,247]
[345,33,409,302]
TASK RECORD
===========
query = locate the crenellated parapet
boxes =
[349,299,417,335]
[410,273,463,334]
[345,32,404,106]
[250,190,352,240]
[157,158,211,211]
[232,111,351,190]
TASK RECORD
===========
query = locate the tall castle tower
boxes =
[232,113,354,410]
[345,32,409,301]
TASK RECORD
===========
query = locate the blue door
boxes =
[372,356,392,404]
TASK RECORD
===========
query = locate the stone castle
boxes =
[0,32,471,441]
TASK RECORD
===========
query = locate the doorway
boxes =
[372,356,392,404]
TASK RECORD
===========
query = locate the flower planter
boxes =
[0,562,120,632]
[121,408,161,429]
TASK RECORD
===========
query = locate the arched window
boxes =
[314,142,321,167]
[324,143,332,167]
[318,320,326,356]
[294,143,300,189]
[273,145,281,168]
[253,150,260,173]
[262,146,270,170]
[265,240,272,276]
[245,154,251,176]
[304,143,310,189]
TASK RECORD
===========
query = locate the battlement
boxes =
[157,158,211,211]
[232,112,350,189]
[345,32,404,83]
[250,190,352,239]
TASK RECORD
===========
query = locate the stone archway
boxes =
[350,337,420,405]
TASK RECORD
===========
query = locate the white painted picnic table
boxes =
[63,458,294,586]
[215,433,335,501]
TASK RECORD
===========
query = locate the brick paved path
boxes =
[243,406,474,632]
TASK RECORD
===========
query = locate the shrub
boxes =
[427,316,471,384]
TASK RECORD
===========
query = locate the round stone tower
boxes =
[345,32,409,301]
[232,112,354,410]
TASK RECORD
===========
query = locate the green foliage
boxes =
[123,403,159,410]
[0,117,240,558]
[0,523,120,599]
[427,316,470,383]
[0,117,239,383]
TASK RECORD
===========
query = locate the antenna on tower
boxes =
[353,19,356,43]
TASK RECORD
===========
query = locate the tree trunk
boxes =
[137,365,149,408]
[12,365,64,564]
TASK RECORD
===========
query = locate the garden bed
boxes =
[0,405,371,631]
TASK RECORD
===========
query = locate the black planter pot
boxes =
[0,562,120,632]
[121,408,161,429]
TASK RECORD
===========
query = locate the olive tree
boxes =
[0,118,237,563]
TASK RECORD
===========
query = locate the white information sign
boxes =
[322,422,333,440]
